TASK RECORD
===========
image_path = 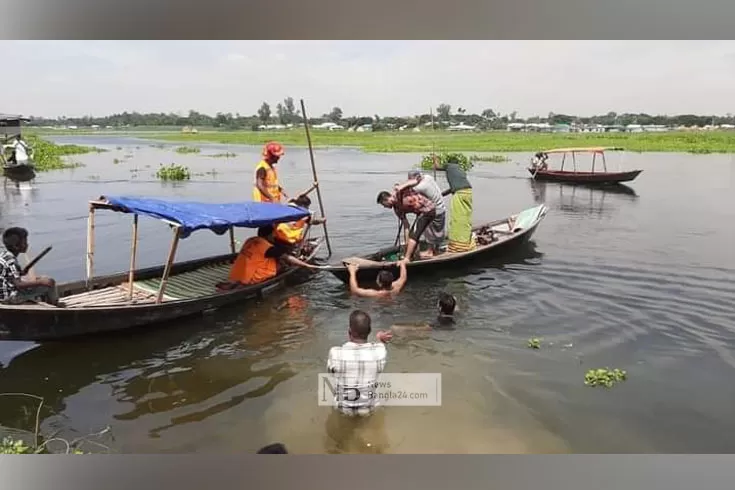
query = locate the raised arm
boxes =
[391,260,408,293]
[347,264,380,298]
[394,178,420,193]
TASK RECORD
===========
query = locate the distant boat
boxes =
[0,113,36,181]
[528,147,642,185]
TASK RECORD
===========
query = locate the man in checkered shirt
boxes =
[0,227,58,305]
[327,310,393,417]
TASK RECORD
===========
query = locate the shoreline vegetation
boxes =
[30,129,735,154]
[26,134,104,172]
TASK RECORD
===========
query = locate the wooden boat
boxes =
[323,204,548,283]
[0,196,323,342]
[0,114,36,181]
[528,147,642,185]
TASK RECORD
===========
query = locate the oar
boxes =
[393,219,403,247]
[21,246,52,276]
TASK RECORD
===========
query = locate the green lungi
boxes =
[448,188,475,252]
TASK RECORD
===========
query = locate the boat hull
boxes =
[528,168,642,184]
[0,248,319,342]
[3,163,36,181]
[323,204,548,284]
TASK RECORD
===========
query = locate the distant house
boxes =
[447,123,477,132]
[356,124,373,132]
[552,124,571,133]
[507,122,525,132]
[626,124,643,133]
[312,122,344,131]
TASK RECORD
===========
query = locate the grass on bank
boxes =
[140,130,735,154]
[24,134,103,171]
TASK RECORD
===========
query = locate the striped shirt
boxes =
[327,341,387,416]
[0,248,21,302]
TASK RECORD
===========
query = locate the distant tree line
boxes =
[26,99,735,131]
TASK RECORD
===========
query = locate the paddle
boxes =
[21,246,52,276]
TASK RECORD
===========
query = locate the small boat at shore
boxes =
[0,196,323,342]
[322,204,548,283]
[529,147,642,185]
[1,114,36,181]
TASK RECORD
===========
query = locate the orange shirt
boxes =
[228,236,278,285]
[253,160,281,203]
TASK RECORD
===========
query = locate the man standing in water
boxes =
[253,142,289,204]
[325,310,392,453]
[346,261,407,299]
[438,156,475,253]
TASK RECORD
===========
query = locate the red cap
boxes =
[263,142,285,158]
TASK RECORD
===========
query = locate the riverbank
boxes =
[29,129,735,154]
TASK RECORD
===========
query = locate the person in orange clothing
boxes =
[216,226,317,290]
[253,142,289,204]
[273,194,327,249]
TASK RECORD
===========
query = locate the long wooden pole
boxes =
[86,204,96,285]
[430,107,437,179]
[156,226,181,304]
[228,227,236,254]
[299,99,332,257]
[128,214,139,300]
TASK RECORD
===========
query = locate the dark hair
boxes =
[376,270,394,289]
[376,191,391,204]
[438,292,456,316]
[257,443,288,454]
[291,195,311,208]
[257,226,273,238]
[2,227,28,250]
[349,310,372,339]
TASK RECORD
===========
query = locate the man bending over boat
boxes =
[392,170,447,256]
[273,194,327,256]
[347,261,407,299]
[437,156,476,253]
[0,227,58,305]
[376,187,437,262]
[216,226,317,290]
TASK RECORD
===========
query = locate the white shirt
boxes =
[9,140,30,163]
[327,341,387,416]
[414,174,446,215]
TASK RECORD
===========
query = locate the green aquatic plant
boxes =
[419,152,473,172]
[208,152,237,158]
[527,338,542,349]
[156,163,191,181]
[113,158,121,164]
[174,145,201,154]
[470,154,510,163]
[23,135,101,172]
[584,368,627,388]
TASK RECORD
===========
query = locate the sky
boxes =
[3,40,735,119]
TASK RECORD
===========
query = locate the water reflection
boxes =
[529,180,638,217]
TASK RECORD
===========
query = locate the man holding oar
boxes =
[0,227,59,305]
[253,142,289,204]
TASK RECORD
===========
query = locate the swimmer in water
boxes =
[390,292,458,337]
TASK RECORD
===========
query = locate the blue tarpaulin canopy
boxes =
[98,196,310,238]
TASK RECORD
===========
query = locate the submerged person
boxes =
[392,170,447,256]
[253,142,288,204]
[0,227,58,305]
[389,292,458,337]
[376,186,437,262]
[346,261,407,299]
[273,194,327,250]
[216,226,317,290]
[437,156,475,253]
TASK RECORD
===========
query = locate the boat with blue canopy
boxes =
[0,195,324,341]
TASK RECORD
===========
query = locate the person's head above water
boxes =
[376,270,394,290]
[349,309,372,341]
[437,292,457,316]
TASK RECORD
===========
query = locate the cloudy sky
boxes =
[3,41,735,118]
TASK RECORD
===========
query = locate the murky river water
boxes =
[0,136,733,453]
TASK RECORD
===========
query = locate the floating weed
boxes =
[174,146,201,154]
[420,152,473,172]
[25,135,100,171]
[584,368,627,388]
[527,338,542,349]
[116,146,123,150]
[156,163,191,181]
[113,158,121,164]
[208,152,237,158]
[470,154,510,163]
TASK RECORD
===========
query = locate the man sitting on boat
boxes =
[392,170,447,255]
[4,135,32,166]
[216,226,317,290]
[531,152,548,171]
[346,261,407,299]
[273,194,327,255]
[253,142,289,204]
[0,227,58,305]
[436,156,476,253]
[376,187,438,261]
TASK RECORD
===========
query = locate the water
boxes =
[0,136,733,453]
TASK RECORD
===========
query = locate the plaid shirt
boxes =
[327,341,387,416]
[393,189,435,218]
[0,248,21,301]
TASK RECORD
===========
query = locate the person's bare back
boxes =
[347,261,408,299]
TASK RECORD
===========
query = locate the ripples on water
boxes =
[0,140,733,453]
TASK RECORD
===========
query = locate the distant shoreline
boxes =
[28,128,735,154]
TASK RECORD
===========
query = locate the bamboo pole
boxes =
[430,107,437,179]
[86,204,96,285]
[299,99,332,257]
[128,214,139,300]
[229,227,236,254]
[156,226,181,304]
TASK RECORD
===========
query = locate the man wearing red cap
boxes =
[253,142,288,203]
